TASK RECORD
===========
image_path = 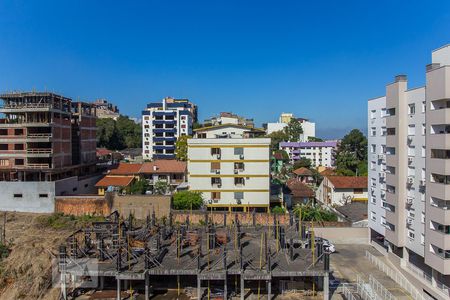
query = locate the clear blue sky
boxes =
[1,1,449,139]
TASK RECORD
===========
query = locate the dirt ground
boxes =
[0,212,73,300]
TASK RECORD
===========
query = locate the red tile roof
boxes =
[287,179,315,198]
[319,168,336,176]
[95,176,134,187]
[109,163,142,175]
[293,167,313,176]
[141,160,187,174]
[326,176,368,189]
[96,148,112,156]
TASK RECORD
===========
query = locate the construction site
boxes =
[59,211,331,300]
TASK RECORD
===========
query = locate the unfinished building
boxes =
[0,92,99,212]
[59,211,331,299]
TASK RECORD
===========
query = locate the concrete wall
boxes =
[55,175,102,196]
[313,227,369,244]
[112,195,171,219]
[0,181,56,213]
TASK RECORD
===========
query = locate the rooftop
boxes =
[293,167,314,176]
[326,176,367,189]
[95,176,134,187]
[280,141,338,147]
[108,163,142,175]
[335,202,368,223]
[287,179,315,198]
[194,123,263,132]
[141,160,186,174]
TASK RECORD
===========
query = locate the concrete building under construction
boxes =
[59,211,331,300]
[0,92,99,212]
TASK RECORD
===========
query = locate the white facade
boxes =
[279,141,338,167]
[266,122,287,135]
[195,125,253,139]
[188,137,270,211]
[266,119,316,142]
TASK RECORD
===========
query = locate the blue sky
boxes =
[1,1,449,139]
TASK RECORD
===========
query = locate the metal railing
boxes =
[369,274,396,300]
[1,103,53,109]
[27,133,52,138]
[27,148,52,154]
[26,163,50,169]
[365,250,426,300]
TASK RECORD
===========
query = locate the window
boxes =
[422,146,426,158]
[234,192,244,200]
[387,128,396,135]
[0,159,9,167]
[431,149,450,159]
[14,129,23,135]
[408,104,415,115]
[234,177,245,186]
[211,177,221,185]
[381,127,387,136]
[422,101,426,113]
[211,192,221,200]
[14,159,24,166]
[408,125,415,136]
[387,108,396,116]
[381,108,386,117]
[211,148,221,155]
[211,162,220,171]
[421,234,425,245]
[13,194,22,198]
[431,174,450,184]
[371,211,376,221]
[234,162,244,171]
[370,110,376,119]
[408,230,415,239]
[197,133,206,138]
[234,147,244,155]
[371,144,376,153]
[39,194,48,198]
[371,127,376,136]
[422,124,426,135]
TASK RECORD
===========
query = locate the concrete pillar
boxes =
[116,278,121,300]
[240,276,245,300]
[267,280,271,300]
[323,273,329,300]
[99,276,105,290]
[401,247,409,268]
[124,279,128,290]
[145,273,150,300]
[197,277,201,300]
[431,269,439,287]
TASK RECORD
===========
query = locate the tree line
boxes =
[97,116,142,150]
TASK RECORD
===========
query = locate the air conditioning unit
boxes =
[420,180,426,186]
[407,177,414,184]
[406,218,413,225]
[217,154,221,159]
[408,157,414,164]
[234,169,239,174]
[236,199,242,204]
[406,197,413,205]
[208,199,213,204]
[215,169,220,174]
[239,154,244,159]
[378,154,385,160]
[379,172,386,178]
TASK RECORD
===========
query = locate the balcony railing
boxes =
[27,148,52,154]
[26,163,50,169]
[0,103,53,109]
[27,133,52,138]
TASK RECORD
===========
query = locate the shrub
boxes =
[173,191,203,210]
[271,206,286,214]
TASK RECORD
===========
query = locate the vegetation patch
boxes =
[173,191,203,210]
[35,213,106,230]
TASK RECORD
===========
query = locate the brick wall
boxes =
[55,196,110,216]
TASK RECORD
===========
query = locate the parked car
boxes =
[322,239,336,253]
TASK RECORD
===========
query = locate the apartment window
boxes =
[407,146,415,157]
[211,192,221,200]
[234,177,245,186]
[234,147,244,155]
[14,129,23,135]
[234,192,244,200]
[0,129,6,136]
[387,108,396,116]
[386,128,396,135]
[370,110,376,119]
[408,104,415,115]
[371,211,376,222]
[422,124,426,135]
[371,144,376,153]
[0,159,9,167]
[386,185,395,194]
[431,245,450,259]
[430,221,450,234]
[211,148,221,155]
[431,174,450,184]
[408,230,415,240]
[14,159,24,166]
[0,144,8,150]
[380,108,386,117]
[13,194,22,198]
[370,161,375,170]
[371,127,376,136]
[421,234,425,245]
[234,162,244,171]
[421,212,425,224]
[197,133,206,138]
[431,149,450,159]
[422,101,426,113]
[211,177,221,185]
[381,127,387,136]
[386,147,395,155]
[39,194,48,198]
[211,162,221,171]
[422,146,426,158]
[430,197,450,210]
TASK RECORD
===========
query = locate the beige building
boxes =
[368,44,450,299]
[188,125,270,212]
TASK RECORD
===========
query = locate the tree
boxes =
[173,191,203,210]
[283,118,303,142]
[116,116,142,148]
[293,158,312,170]
[266,130,289,150]
[334,129,368,176]
[96,116,142,150]
[308,136,323,142]
[128,179,148,195]
[175,135,191,161]
[293,204,337,222]
[154,180,169,195]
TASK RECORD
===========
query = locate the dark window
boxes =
[14,129,23,135]
[13,194,22,198]
[234,177,245,185]
[14,159,24,165]
[234,192,244,200]
[14,144,24,150]
[354,188,363,194]
[72,187,78,192]
[234,147,244,155]
[211,148,221,155]
[211,177,221,185]
[39,194,48,198]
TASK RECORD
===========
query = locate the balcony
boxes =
[429,107,450,125]
[25,163,51,169]
[429,204,450,225]
[429,158,450,175]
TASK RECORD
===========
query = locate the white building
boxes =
[368,45,450,299]
[316,175,368,206]
[188,126,270,212]
[279,141,338,167]
[194,124,264,139]
[266,114,316,142]
[204,112,254,128]
[141,97,196,160]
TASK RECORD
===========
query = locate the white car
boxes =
[322,240,336,253]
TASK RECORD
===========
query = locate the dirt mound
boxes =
[0,212,73,300]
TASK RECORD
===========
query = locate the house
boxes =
[95,175,135,195]
[287,178,315,207]
[140,160,187,194]
[292,167,314,184]
[316,175,368,206]
[334,201,368,227]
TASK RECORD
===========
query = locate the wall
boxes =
[55,175,102,196]
[112,195,171,219]
[0,181,56,213]
[55,196,110,216]
[313,227,369,244]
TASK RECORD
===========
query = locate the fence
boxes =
[406,262,450,297]
[368,274,396,300]
[365,250,425,300]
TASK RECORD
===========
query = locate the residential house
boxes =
[316,175,368,206]
[140,160,187,194]
[287,178,315,207]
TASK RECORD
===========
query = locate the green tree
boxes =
[283,118,303,142]
[173,191,203,210]
[334,129,368,176]
[116,116,142,148]
[293,204,337,222]
[154,180,170,195]
[271,206,286,214]
[128,179,148,195]
[293,158,312,170]
[175,135,191,161]
[266,130,289,150]
[96,116,142,150]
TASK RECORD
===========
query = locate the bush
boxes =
[36,213,106,230]
[173,191,203,210]
[293,204,338,222]
[271,206,286,214]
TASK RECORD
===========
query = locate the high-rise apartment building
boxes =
[142,97,197,160]
[368,45,450,299]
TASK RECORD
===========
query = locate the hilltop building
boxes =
[204,112,254,128]
[92,99,120,120]
[142,97,197,160]
[368,45,450,299]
